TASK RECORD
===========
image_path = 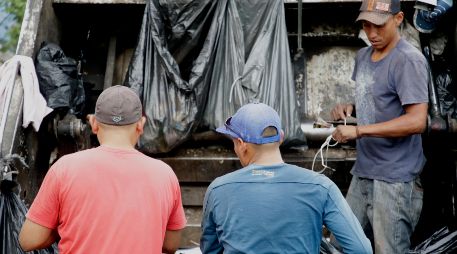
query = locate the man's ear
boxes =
[279,130,285,145]
[236,138,248,153]
[87,115,99,134]
[394,11,404,26]
[136,116,146,135]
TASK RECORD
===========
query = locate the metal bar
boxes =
[0,61,20,153]
[103,36,117,89]
[420,34,448,132]
[297,0,303,51]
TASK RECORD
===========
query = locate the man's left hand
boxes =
[332,125,357,143]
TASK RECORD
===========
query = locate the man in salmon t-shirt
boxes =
[19,85,187,254]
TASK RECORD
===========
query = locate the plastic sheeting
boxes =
[320,237,342,254]
[436,68,457,118]
[408,227,457,254]
[35,42,85,117]
[0,180,58,254]
[125,0,305,154]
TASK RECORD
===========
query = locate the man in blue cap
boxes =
[330,0,429,252]
[200,102,372,254]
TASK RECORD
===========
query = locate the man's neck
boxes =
[99,142,136,150]
[247,149,284,166]
[372,35,401,62]
[97,131,138,150]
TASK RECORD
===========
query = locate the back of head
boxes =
[215,102,282,145]
[356,0,401,25]
[95,85,142,127]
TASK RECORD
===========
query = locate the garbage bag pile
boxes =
[408,227,457,254]
[0,180,58,253]
[125,0,305,154]
[435,68,457,118]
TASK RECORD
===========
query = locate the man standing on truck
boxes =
[19,85,187,253]
[330,0,429,252]
[200,102,372,254]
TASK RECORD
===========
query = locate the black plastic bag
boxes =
[436,68,457,118]
[200,0,304,148]
[0,180,58,253]
[320,237,342,254]
[125,0,305,154]
[35,42,85,117]
[408,227,457,254]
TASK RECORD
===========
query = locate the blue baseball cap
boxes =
[413,0,453,33]
[216,103,282,144]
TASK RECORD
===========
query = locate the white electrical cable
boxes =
[311,116,348,173]
[311,134,338,173]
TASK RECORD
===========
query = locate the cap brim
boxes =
[215,126,240,140]
[356,11,391,26]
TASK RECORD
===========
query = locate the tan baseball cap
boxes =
[95,85,142,125]
[356,0,401,25]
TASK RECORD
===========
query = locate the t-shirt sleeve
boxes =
[323,184,372,253]
[200,187,223,254]
[166,175,187,230]
[26,165,61,229]
[392,56,429,105]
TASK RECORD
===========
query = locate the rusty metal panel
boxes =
[165,157,239,183]
[164,147,356,180]
[181,186,207,206]
[182,207,203,248]
[17,0,45,57]
[304,46,358,119]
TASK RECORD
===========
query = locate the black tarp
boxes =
[125,0,305,154]
[409,227,457,253]
[35,42,85,117]
[436,68,457,118]
[0,180,58,254]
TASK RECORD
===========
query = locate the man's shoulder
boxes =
[395,39,426,63]
[207,167,248,190]
[207,163,335,192]
[356,46,371,59]
[55,147,173,173]
[56,148,95,163]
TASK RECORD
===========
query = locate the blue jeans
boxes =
[346,176,423,254]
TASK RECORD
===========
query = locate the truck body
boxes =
[2,0,457,248]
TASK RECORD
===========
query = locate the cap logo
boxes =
[375,2,390,12]
[112,116,123,123]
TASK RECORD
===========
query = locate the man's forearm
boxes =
[162,229,183,253]
[357,103,427,138]
[19,220,58,251]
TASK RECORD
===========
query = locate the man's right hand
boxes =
[330,104,354,121]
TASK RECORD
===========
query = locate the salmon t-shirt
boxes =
[27,145,186,253]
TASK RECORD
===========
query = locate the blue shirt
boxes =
[200,163,372,254]
[352,39,429,183]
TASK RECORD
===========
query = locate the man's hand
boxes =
[332,125,358,143]
[331,104,354,121]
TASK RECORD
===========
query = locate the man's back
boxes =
[27,145,186,253]
[201,163,370,254]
